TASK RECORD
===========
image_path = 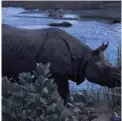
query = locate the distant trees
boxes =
[2,1,120,10]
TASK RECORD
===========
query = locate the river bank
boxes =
[2,1,121,21]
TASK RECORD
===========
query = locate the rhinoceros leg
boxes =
[54,75,72,104]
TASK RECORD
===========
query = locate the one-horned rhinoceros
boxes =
[2,24,121,103]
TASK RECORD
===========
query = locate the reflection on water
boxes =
[2,7,25,17]
[17,25,50,29]
[18,13,48,18]
[18,12,80,19]
[64,14,79,19]
[2,7,121,90]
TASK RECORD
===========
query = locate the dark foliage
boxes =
[2,63,97,121]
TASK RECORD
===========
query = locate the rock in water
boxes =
[48,22,72,27]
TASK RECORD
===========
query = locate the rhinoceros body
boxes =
[2,24,91,80]
[2,24,120,103]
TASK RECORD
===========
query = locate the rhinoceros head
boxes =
[84,42,121,88]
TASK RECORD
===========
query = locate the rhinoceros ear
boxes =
[92,41,109,55]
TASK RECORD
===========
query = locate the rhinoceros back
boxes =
[2,25,72,76]
[2,24,48,77]
[2,24,47,58]
[2,24,91,78]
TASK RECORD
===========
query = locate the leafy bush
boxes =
[2,62,97,121]
[2,63,69,121]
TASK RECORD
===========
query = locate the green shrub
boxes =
[2,63,71,121]
[2,62,97,121]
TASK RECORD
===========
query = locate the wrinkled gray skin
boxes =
[2,24,121,104]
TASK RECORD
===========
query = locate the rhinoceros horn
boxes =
[92,41,109,55]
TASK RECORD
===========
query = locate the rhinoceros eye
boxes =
[92,55,101,62]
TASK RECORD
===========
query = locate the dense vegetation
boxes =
[2,63,98,121]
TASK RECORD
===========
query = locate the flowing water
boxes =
[2,7,121,91]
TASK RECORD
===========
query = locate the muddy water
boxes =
[2,7,121,91]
